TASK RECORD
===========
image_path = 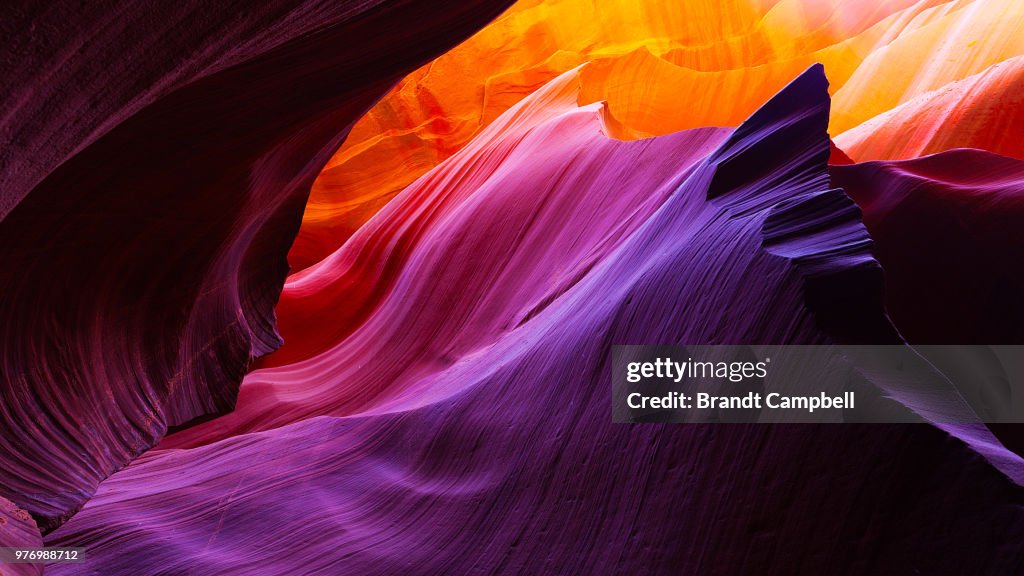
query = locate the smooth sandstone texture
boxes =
[0,0,513,532]
[832,150,1024,343]
[163,65,733,444]
[292,0,1024,270]
[835,55,1024,161]
[50,66,1024,576]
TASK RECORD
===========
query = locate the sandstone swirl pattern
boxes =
[47,67,1024,574]
[2,1,1024,574]
[0,0,513,532]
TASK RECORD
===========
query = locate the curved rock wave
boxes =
[0,0,514,532]
[834,56,1024,161]
[47,65,1024,575]
[832,149,1024,344]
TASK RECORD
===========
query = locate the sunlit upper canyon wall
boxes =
[292,0,1024,270]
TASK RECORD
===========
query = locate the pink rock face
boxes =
[160,67,733,448]
[43,66,1024,575]
[0,0,513,532]
[5,3,1024,573]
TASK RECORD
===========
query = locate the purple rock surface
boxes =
[41,66,1024,575]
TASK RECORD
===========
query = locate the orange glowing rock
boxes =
[291,0,941,268]
[831,0,1024,134]
[835,55,1024,162]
